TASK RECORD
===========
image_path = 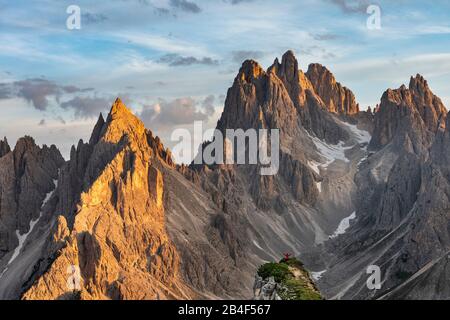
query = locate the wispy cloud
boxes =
[114,32,210,57]
[169,0,201,13]
[157,53,219,66]
[231,50,264,64]
[0,78,93,111]
[311,32,340,41]
[81,12,109,24]
[60,96,112,119]
[325,0,371,14]
[139,96,213,129]
[226,0,256,4]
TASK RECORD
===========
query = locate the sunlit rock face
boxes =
[306,63,359,115]
[20,99,193,300]
[370,74,446,150]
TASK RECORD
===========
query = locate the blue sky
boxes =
[1,0,450,160]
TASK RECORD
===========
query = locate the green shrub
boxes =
[257,262,290,283]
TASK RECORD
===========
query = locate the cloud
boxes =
[226,0,255,4]
[60,96,112,119]
[14,78,60,110]
[139,97,215,130]
[38,119,46,126]
[62,85,94,94]
[0,78,92,111]
[157,53,219,66]
[298,45,336,59]
[81,12,108,24]
[218,94,226,104]
[154,7,173,16]
[153,81,167,87]
[169,0,201,13]
[201,95,216,116]
[56,116,66,125]
[119,32,209,57]
[312,33,340,41]
[0,84,12,99]
[326,0,371,14]
[231,50,264,64]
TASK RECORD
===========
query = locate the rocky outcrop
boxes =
[217,58,298,134]
[0,138,10,158]
[268,50,314,109]
[0,137,63,260]
[207,51,361,213]
[268,51,350,144]
[254,258,322,300]
[409,74,447,132]
[253,276,282,300]
[370,75,446,150]
[217,51,351,145]
[306,63,359,115]
[210,55,320,210]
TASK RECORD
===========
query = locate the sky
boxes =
[0,0,450,161]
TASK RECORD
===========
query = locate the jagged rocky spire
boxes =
[370,74,447,149]
[0,137,10,158]
[305,63,359,115]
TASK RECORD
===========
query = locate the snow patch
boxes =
[357,155,368,167]
[307,121,371,173]
[338,121,371,144]
[311,270,327,281]
[316,182,322,193]
[307,132,352,168]
[308,161,321,175]
[252,240,264,251]
[329,211,356,239]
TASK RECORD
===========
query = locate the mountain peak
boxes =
[371,75,447,148]
[100,98,147,146]
[307,63,336,84]
[110,97,132,118]
[280,50,299,78]
[409,74,428,91]
[268,50,299,77]
[281,50,297,64]
[238,59,265,82]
